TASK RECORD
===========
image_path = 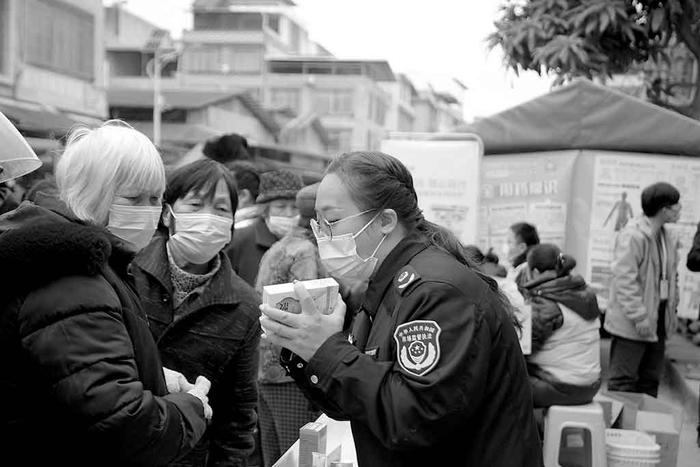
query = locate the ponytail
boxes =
[528,244,576,277]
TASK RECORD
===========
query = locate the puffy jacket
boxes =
[521,273,601,385]
[0,200,207,466]
[604,216,679,342]
[521,272,600,352]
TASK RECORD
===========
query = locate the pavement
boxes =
[599,335,700,467]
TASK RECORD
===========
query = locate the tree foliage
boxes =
[489,0,700,117]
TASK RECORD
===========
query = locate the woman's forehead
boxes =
[316,173,355,212]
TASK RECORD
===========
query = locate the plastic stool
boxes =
[542,402,607,467]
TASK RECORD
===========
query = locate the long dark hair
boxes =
[326,152,520,327]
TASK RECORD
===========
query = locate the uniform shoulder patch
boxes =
[394,265,421,296]
[393,320,441,377]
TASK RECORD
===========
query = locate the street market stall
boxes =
[461,79,700,318]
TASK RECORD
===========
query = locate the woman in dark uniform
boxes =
[259,151,542,467]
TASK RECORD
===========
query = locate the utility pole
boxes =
[153,43,162,147]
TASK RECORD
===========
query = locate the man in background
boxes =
[605,182,681,397]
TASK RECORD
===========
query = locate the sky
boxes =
[113,0,554,121]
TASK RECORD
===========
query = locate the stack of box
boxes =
[263,278,339,315]
[299,421,327,467]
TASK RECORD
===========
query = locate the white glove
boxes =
[187,375,213,420]
[163,367,191,394]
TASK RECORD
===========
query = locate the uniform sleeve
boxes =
[207,316,261,467]
[20,289,207,465]
[611,230,648,323]
[291,281,491,450]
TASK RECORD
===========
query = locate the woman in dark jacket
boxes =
[131,159,261,467]
[259,152,542,467]
[0,122,209,467]
[520,244,602,408]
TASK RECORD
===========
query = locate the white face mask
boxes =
[267,215,299,238]
[167,207,233,265]
[107,204,162,252]
[312,211,386,287]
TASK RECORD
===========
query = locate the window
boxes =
[269,61,303,74]
[267,14,280,34]
[194,12,263,31]
[315,89,354,116]
[107,51,141,77]
[271,88,300,112]
[24,0,94,80]
[326,128,353,152]
[374,98,387,125]
[184,45,261,74]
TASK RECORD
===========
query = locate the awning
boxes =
[0,98,79,137]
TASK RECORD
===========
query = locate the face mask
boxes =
[313,211,386,287]
[167,207,233,265]
[107,204,162,251]
[267,215,299,238]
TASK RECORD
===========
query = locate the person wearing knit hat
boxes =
[254,181,324,466]
[226,169,304,287]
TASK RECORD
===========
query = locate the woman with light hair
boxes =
[0,121,211,467]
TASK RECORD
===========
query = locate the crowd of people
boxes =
[0,118,698,466]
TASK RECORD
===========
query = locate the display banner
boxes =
[587,153,700,319]
[478,151,578,256]
[381,134,483,245]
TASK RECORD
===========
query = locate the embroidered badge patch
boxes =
[393,320,441,377]
[394,265,420,295]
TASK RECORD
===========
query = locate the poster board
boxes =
[381,133,483,245]
[479,151,577,256]
[586,152,700,319]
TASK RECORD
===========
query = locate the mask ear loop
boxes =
[166,204,178,235]
[352,209,384,240]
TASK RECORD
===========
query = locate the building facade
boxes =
[0,0,105,149]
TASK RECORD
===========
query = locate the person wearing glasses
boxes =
[259,152,542,467]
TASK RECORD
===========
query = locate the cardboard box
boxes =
[593,393,625,428]
[299,421,327,467]
[603,391,681,467]
[263,278,339,315]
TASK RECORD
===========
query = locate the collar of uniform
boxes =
[361,234,428,318]
[255,217,278,248]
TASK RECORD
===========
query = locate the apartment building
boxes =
[0,0,105,151]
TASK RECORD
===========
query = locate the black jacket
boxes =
[521,272,601,353]
[226,217,277,287]
[282,235,542,467]
[0,201,207,466]
[687,221,700,272]
[131,233,261,467]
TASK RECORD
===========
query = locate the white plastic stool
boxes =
[542,402,607,467]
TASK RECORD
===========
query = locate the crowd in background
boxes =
[1,120,699,467]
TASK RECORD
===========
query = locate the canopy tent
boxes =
[461,79,700,157]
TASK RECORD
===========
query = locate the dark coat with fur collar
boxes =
[0,200,207,467]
